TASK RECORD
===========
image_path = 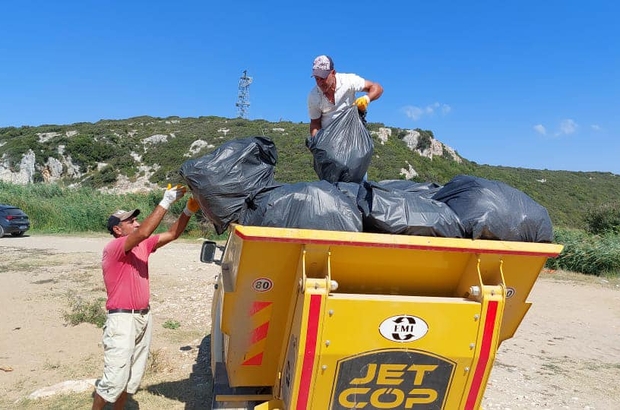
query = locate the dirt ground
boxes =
[1,234,619,409]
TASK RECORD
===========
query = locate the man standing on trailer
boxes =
[308,54,383,137]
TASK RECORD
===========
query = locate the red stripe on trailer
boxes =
[465,300,499,410]
[296,294,321,410]
[250,321,270,344]
[242,352,263,366]
[249,301,272,315]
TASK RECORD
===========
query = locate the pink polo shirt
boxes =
[101,235,160,310]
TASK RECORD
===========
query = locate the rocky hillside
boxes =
[0,115,463,193]
[3,115,620,230]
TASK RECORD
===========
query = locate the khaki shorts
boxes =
[95,311,152,402]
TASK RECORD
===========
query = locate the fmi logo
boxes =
[379,315,429,342]
[330,349,455,409]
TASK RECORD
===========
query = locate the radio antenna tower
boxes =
[236,70,253,119]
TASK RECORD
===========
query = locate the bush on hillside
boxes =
[585,203,620,235]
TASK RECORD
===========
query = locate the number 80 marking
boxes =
[252,278,273,292]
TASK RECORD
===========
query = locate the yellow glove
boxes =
[184,197,200,216]
[355,95,370,111]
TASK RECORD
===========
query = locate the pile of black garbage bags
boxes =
[179,107,553,243]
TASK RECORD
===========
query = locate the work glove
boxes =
[355,95,370,111]
[159,184,186,210]
[183,197,200,216]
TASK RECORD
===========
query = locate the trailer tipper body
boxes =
[207,225,563,409]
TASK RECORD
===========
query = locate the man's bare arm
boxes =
[310,118,322,137]
[155,212,192,249]
[123,206,168,252]
[363,80,384,102]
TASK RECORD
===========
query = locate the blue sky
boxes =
[1,1,618,174]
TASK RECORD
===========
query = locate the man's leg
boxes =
[92,390,128,410]
[92,391,107,410]
[113,391,128,410]
[126,313,153,394]
[95,314,135,408]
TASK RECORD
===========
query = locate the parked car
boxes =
[0,204,30,237]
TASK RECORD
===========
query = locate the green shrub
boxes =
[63,295,107,328]
[162,320,180,330]
[585,203,620,235]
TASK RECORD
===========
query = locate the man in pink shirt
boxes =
[92,184,200,409]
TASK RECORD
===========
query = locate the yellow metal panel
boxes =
[220,238,302,387]
[309,295,483,409]
[254,399,285,410]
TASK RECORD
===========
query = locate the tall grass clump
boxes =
[0,181,209,236]
[547,227,620,277]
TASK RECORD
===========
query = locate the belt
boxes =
[108,306,150,315]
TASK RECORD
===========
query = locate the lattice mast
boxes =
[236,70,253,119]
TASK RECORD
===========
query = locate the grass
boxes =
[148,348,175,374]
[162,320,181,330]
[546,227,620,277]
[11,393,95,410]
[0,248,59,272]
[63,294,107,328]
[0,181,224,240]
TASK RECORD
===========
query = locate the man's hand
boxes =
[159,184,187,210]
[184,197,200,216]
[355,95,370,111]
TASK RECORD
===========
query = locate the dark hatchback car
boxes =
[0,204,30,237]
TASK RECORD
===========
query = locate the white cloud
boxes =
[533,124,546,135]
[403,102,452,121]
[558,119,578,135]
[591,124,601,131]
[534,119,579,137]
[403,106,424,121]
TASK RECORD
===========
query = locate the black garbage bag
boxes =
[358,181,465,237]
[335,181,362,203]
[431,174,553,242]
[377,180,442,198]
[241,180,363,232]
[238,183,283,228]
[306,105,373,183]
[179,136,278,235]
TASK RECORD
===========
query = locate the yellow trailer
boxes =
[204,225,563,409]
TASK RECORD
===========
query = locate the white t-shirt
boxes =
[308,73,366,129]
